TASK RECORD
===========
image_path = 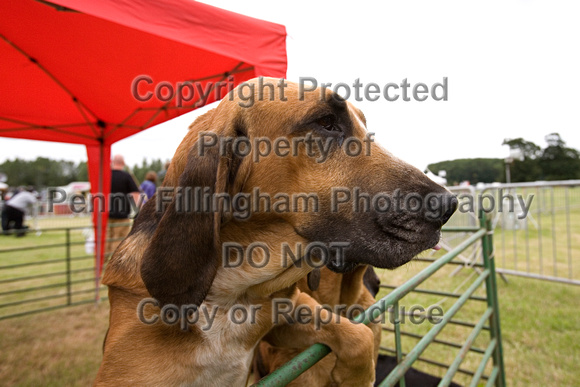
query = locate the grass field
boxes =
[0,261,577,386]
[0,189,579,386]
[374,256,580,387]
[0,302,109,386]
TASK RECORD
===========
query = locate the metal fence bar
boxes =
[3,225,90,233]
[0,286,107,318]
[379,284,487,302]
[381,327,486,354]
[0,292,76,309]
[0,267,94,285]
[0,270,71,284]
[448,318,490,331]
[481,180,580,190]
[468,338,497,387]
[537,187,544,275]
[412,257,485,268]
[0,241,83,254]
[439,226,481,232]
[438,307,493,386]
[481,216,506,387]
[0,251,89,270]
[252,344,332,386]
[0,284,101,309]
[485,366,500,387]
[551,188,557,277]
[512,200,517,271]
[378,270,490,387]
[523,187,530,273]
[66,228,72,305]
[494,269,580,285]
[0,297,107,321]
[393,300,406,387]
[380,346,485,379]
[0,277,99,296]
[565,188,572,279]
[501,216,506,271]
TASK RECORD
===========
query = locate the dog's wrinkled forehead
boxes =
[221,78,365,138]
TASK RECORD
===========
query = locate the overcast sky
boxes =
[2,0,579,174]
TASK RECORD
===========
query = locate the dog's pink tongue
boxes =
[432,244,441,251]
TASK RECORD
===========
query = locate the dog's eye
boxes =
[316,115,339,132]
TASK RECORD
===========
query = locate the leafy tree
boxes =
[0,157,84,188]
[131,158,164,184]
[428,158,504,185]
[502,138,542,182]
[429,134,580,185]
[77,161,88,181]
[0,158,115,189]
[539,133,580,180]
[502,138,541,159]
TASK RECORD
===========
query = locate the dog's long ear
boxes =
[140,111,246,307]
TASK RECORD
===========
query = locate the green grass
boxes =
[374,251,580,387]
[0,302,109,386]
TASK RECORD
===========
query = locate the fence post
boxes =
[392,300,406,387]
[66,228,72,305]
[480,211,506,387]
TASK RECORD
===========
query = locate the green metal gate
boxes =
[253,212,505,387]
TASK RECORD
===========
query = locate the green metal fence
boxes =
[0,223,131,320]
[253,213,505,387]
[1,216,506,385]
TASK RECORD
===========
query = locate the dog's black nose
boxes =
[439,194,458,225]
[425,193,458,225]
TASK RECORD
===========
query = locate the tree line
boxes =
[0,157,168,189]
[2,133,578,189]
[428,133,580,185]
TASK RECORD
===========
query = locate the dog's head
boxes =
[138,77,456,306]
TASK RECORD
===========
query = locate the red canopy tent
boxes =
[0,0,287,293]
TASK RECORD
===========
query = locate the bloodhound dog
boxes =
[95,77,457,386]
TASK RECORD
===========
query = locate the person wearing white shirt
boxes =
[1,188,37,237]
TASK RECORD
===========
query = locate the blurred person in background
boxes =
[140,171,157,201]
[107,155,140,257]
[1,186,37,237]
[157,160,171,184]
